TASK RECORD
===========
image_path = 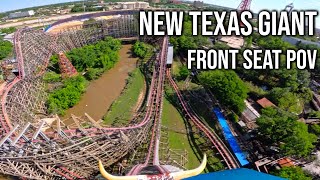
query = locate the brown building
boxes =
[256,98,276,108]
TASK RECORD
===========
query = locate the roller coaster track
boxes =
[0,9,240,179]
[0,11,169,179]
[166,69,240,169]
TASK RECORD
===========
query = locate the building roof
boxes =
[278,158,294,168]
[242,108,258,122]
[257,98,276,108]
[186,168,285,180]
[282,36,320,48]
[219,36,244,49]
[166,45,173,65]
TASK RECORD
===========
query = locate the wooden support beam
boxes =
[71,114,82,130]
[85,113,102,128]
[32,120,45,141]
[55,115,73,142]
[56,115,62,136]
[12,123,31,145]
[0,125,19,146]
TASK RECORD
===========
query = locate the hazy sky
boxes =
[0,0,80,12]
[204,0,320,28]
[0,0,319,27]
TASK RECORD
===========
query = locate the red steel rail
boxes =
[166,69,239,169]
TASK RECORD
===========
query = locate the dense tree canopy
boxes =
[132,41,151,58]
[177,66,189,80]
[170,16,209,53]
[272,167,312,180]
[198,70,248,113]
[0,40,13,60]
[257,36,295,51]
[0,27,16,34]
[71,4,103,12]
[268,88,304,114]
[256,108,317,157]
[43,72,61,83]
[47,76,87,115]
[66,37,121,72]
[309,124,320,136]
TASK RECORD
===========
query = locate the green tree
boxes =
[272,167,312,180]
[256,108,317,157]
[47,76,87,115]
[268,88,303,114]
[257,107,297,143]
[132,41,150,58]
[66,38,121,72]
[198,70,248,113]
[310,124,320,136]
[0,40,13,60]
[0,27,16,34]
[245,36,253,48]
[84,68,103,80]
[43,72,61,83]
[170,18,209,53]
[281,122,317,157]
[178,66,189,80]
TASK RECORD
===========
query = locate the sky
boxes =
[0,0,319,27]
[204,0,320,28]
[0,0,80,12]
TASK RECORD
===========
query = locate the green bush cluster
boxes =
[0,40,13,60]
[257,108,317,157]
[0,27,16,34]
[66,37,121,72]
[47,76,87,115]
[198,70,248,114]
[43,72,61,83]
[132,41,150,58]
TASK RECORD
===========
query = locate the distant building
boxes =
[241,100,260,129]
[166,45,174,68]
[149,0,160,3]
[282,36,320,48]
[193,1,204,8]
[3,33,14,43]
[219,36,244,49]
[119,2,149,9]
[9,10,35,19]
[278,158,294,168]
[256,98,276,109]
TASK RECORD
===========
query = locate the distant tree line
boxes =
[0,27,16,34]
[71,3,103,13]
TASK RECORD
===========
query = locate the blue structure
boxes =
[213,107,249,166]
[44,24,52,32]
[186,168,286,180]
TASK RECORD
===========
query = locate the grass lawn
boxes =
[161,97,202,169]
[171,58,183,77]
[163,79,225,172]
[103,68,145,125]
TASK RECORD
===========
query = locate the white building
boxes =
[119,2,149,9]
[9,10,35,19]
